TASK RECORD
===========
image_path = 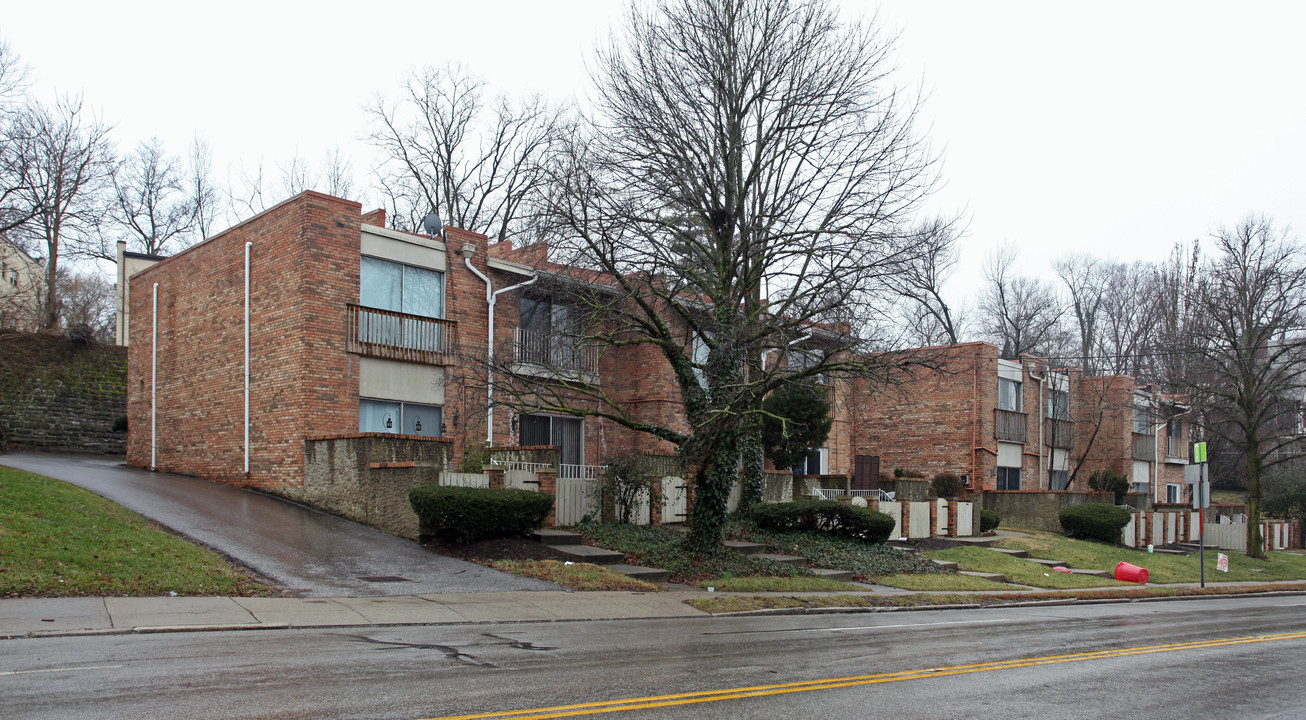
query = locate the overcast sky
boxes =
[5,1,1304,305]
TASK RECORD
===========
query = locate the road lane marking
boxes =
[419,631,1306,720]
[704,618,1007,635]
[0,665,123,677]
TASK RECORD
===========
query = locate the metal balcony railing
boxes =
[1132,432,1157,461]
[513,327,599,379]
[347,304,457,365]
[994,409,1028,443]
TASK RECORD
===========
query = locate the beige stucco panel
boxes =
[358,357,445,405]
[360,226,447,271]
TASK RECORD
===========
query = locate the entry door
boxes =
[854,455,880,490]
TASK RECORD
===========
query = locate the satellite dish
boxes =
[422,213,442,237]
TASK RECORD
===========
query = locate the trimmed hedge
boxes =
[748,500,895,544]
[980,509,1001,533]
[409,485,554,544]
[1059,503,1132,544]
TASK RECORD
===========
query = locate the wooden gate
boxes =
[853,455,881,490]
[662,476,688,524]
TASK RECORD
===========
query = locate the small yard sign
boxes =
[1217,553,1229,573]
[1193,442,1208,463]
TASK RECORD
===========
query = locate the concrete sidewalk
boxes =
[0,591,709,638]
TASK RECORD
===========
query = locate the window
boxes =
[1048,388,1070,420]
[998,378,1022,412]
[1049,469,1070,490]
[792,448,829,476]
[360,256,444,318]
[997,466,1021,490]
[519,413,583,467]
[1166,483,1181,504]
[691,330,711,388]
[1133,403,1153,435]
[788,348,827,384]
[359,398,443,437]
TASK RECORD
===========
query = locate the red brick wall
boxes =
[127,192,364,490]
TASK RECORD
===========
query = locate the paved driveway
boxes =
[0,452,557,597]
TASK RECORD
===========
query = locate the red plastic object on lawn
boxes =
[1053,566,1072,574]
[1115,561,1149,584]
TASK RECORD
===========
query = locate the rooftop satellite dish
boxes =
[422,213,442,237]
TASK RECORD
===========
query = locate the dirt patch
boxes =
[421,537,582,564]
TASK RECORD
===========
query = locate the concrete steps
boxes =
[959,570,1007,583]
[549,544,627,565]
[1028,558,1070,569]
[756,553,808,567]
[723,540,767,555]
[931,559,960,570]
[990,548,1029,558]
[1070,568,1112,578]
[609,564,670,584]
[532,529,584,546]
[810,568,855,582]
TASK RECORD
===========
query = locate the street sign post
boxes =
[1192,442,1208,588]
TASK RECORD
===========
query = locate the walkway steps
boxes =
[1028,558,1070,569]
[810,568,855,582]
[723,540,767,555]
[756,553,807,567]
[609,564,670,584]
[959,570,1007,583]
[550,544,627,565]
[931,559,960,570]
[990,548,1029,558]
[532,530,585,546]
[1070,568,1112,578]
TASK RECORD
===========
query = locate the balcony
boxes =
[1045,418,1074,449]
[1132,432,1156,461]
[1166,435,1188,461]
[512,327,599,383]
[347,304,457,365]
[994,409,1027,443]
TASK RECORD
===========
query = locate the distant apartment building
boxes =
[0,235,44,331]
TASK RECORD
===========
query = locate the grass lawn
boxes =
[488,560,661,592]
[994,530,1306,583]
[874,573,1017,591]
[697,576,866,592]
[925,546,1129,589]
[0,466,274,598]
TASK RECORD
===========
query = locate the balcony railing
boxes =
[1045,418,1074,449]
[1166,435,1188,460]
[513,327,599,381]
[1132,432,1156,461]
[994,409,1027,443]
[347,304,457,365]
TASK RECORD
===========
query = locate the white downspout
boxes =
[464,250,536,445]
[1029,367,1046,489]
[244,242,251,474]
[151,282,158,470]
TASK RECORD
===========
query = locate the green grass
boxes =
[723,518,946,581]
[925,546,1129,589]
[489,560,661,592]
[572,521,807,584]
[0,467,274,598]
[697,576,865,592]
[874,573,1016,591]
[994,530,1306,583]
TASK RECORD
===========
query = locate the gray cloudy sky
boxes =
[5,1,1304,304]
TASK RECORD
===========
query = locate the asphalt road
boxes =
[0,452,555,596]
[4,595,1305,719]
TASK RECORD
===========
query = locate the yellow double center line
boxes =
[423,630,1306,720]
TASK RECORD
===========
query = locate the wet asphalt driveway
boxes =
[0,452,558,597]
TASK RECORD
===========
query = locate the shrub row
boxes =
[1059,503,1132,544]
[748,499,895,543]
[409,485,553,544]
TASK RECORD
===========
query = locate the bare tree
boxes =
[278,146,355,199]
[499,0,936,551]
[1168,216,1306,559]
[0,37,35,234]
[980,245,1066,359]
[1096,260,1161,378]
[187,135,220,241]
[365,63,567,237]
[895,216,966,346]
[108,137,197,257]
[1054,254,1109,373]
[5,94,115,329]
[55,267,114,341]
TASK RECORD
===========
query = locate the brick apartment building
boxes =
[847,342,1190,501]
[126,191,850,505]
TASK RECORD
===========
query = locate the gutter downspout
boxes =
[1029,366,1046,489]
[464,251,536,445]
[244,242,251,474]
[151,282,158,470]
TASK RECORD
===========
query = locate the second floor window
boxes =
[1134,403,1153,435]
[1048,388,1070,420]
[998,378,1022,412]
[360,256,444,319]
